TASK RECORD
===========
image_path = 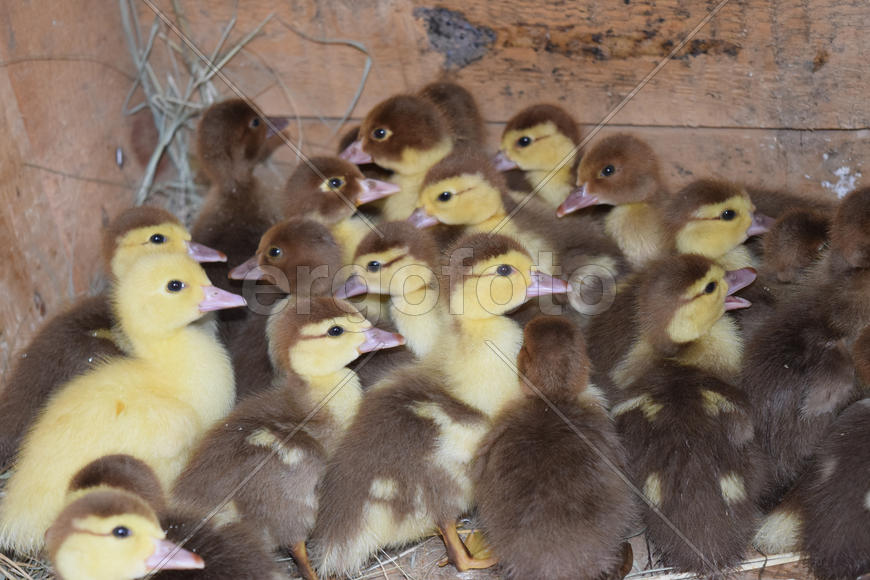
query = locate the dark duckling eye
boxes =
[167,280,185,292]
[328,177,344,189]
[149,233,166,244]
[601,165,616,177]
[249,117,261,129]
[704,281,717,294]
[367,261,381,273]
[327,325,344,337]
[268,247,282,258]
[496,264,513,276]
[437,191,453,202]
[112,526,131,538]
[372,128,388,140]
[721,209,736,221]
[517,136,532,148]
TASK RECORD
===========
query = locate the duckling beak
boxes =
[145,538,205,571]
[265,116,290,138]
[358,327,405,353]
[556,184,600,217]
[725,295,752,311]
[199,286,247,312]
[407,208,439,229]
[228,256,263,280]
[492,150,518,172]
[185,241,227,263]
[339,139,373,164]
[724,267,757,295]
[356,178,401,205]
[746,212,775,237]
[526,270,571,299]
[335,274,369,299]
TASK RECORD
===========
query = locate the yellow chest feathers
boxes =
[605,203,667,269]
[391,292,444,358]
[306,371,363,430]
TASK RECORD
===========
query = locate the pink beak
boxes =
[526,270,571,299]
[556,183,601,217]
[185,241,226,263]
[334,275,369,299]
[724,267,757,295]
[746,212,775,237]
[339,139,373,165]
[357,327,405,353]
[198,286,247,312]
[265,116,290,138]
[492,150,519,172]
[145,538,205,571]
[356,178,401,205]
[407,207,439,229]
[725,295,752,311]
[228,256,264,280]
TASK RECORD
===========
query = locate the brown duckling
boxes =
[0,206,225,469]
[226,219,343,400]
[46,454,289,580]
[310,234,570,577]
[340,82,483,221]
[336,125,392,182]
[494,104,582,209]
[191,98,288,292]
[474,315,636,580]
[172,297,403,580]
[280,156,399,264]
[743,186,870,510]
[612,253,763,575]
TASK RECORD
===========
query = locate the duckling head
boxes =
[196,99,288,184]
[494,104,580,173]
[283,156,399,224]
[557,133,662,216]
[45,489,203,580]
[409,152,506,228]
[114,253,246,340]
[666,180,773,260]
[636,254,754,353]
[230,218,341,296]
[762,208,830,282]
[442,233,570,320]
[518,315,589,399]
[336,221,439,299]
[105,207,226,278]
[340,95,452,175]
[268,297,404,376]
[830,186,870,272]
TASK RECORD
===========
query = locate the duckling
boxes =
[335,221,443,358]
[612,253,763,575]
[173,297,403,580]
[337,125,393,182]
[0,206,225,469]
[310,233,570,576]
[280,156,399,264]
[340,82,483,221]
[226,219,344,400]
[191,98,288,291]
[494,104,582,209]
[46,454,288,580]
[742,186,870,510]
[0,253,245,553]
[473,315,636,580]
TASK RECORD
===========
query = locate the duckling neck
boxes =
[471,209,510,234]
[330,218,371,264]
[439,314,524,417]
[299,370,363,433]
[390,285,443,358]
[525,164,575,208]
[605,202,668,269]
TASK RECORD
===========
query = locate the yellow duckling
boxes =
[0,253,245,554]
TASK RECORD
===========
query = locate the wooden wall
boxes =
[1,0,868,376]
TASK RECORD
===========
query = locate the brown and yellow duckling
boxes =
[474,315,636,580]
[310,234,569,577]
[173,297,403,580]
[612,253,763,575]
[340,81,483,221]
[0,206,225,470]
[742,186,870,510]
[494,104,582,209]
